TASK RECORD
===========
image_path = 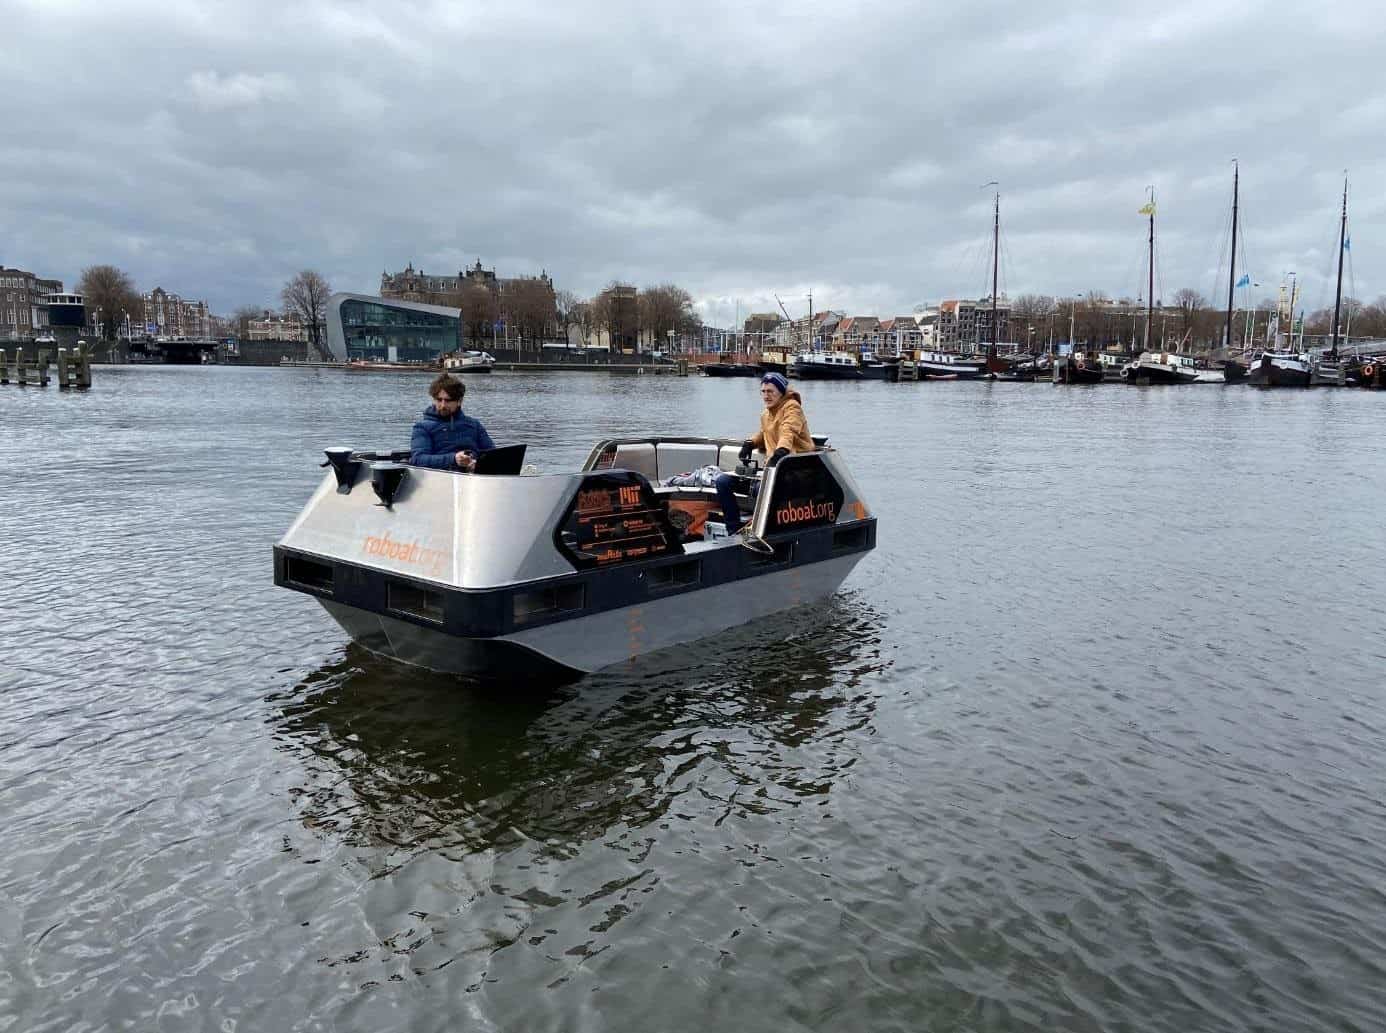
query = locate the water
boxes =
[4,366,1386,1032]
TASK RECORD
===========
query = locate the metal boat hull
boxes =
[1127,363,1199,385]
[917,362,989,380]
[858,362,898,381]
[1054,359,1104,384]
[791,364,862,380]
[1221,360,1248,383]
[320,552,867,676]
[702,363,760,377]
[1248,358,1310,387]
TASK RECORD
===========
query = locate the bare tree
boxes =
[454,283,498,347]
[1074,291,1109,348]
[569,300,595,347]
[1009,294,1055,349]
[281,270,331,357]
[500,276,558,354]
[1351,295,1386,338]
[639,284,696,351]
[1172,288,1206,339]
[592,282,638,352]
[230,305,262,341]
[78,265,142,340]
[554,289,581,345]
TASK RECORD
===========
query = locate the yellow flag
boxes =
[1138,202,1156,215]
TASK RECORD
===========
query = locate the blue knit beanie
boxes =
[761,371,788,395]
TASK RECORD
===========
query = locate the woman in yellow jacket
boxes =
[715,372,816,532]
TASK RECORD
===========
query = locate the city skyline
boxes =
[4,0,1382,330]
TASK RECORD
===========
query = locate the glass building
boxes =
[324,293,460,363]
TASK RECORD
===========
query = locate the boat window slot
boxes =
[513,583,586,625]
[286,556,334,594]
[646,559,700,591]
[387,579,445,623]
[833,525,868,551]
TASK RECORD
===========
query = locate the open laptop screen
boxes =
[472,443,527,476]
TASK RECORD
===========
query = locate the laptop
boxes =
[472,443,527,476]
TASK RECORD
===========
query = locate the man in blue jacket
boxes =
[409,373,495,472]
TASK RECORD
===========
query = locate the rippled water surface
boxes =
[4,366,1386,1032]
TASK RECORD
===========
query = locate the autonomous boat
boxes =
[274,437,876,677]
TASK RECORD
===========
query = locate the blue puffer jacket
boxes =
[409,406,496,470]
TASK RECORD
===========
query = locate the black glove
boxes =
[767,447,790,468]
[738,440,754,463]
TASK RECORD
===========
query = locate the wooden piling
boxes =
[0,349,7,386]
[16,348,27,387]
[57,348,70,389]
[75,346,93,389]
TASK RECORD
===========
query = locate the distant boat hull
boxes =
[791,362,862,380]
[1352,359,1386,389]
[1126,353,1200,385]
[917,360,990,380]
[1054,357,1105,384]
[702,363,760,377]
[1248,354,1310,388]
[443,352,495,374]
[791,352,863,380]
[1221,359,1249,383]
[858,360,899,381]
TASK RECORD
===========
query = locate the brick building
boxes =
[0,266,64,340]
[247,311,308,341]
[138,287,212,339]
[380,259,549,303]
[936,298,1010,350]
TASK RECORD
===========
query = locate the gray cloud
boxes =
[2,0,1382,326]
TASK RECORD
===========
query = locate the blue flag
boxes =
[1344,235,1351,251]
[1235,274,1251,288]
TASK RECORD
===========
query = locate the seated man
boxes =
[716,371,815,533]
[410,373,495,472]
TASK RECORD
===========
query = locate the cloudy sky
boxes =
[4,0,1383,326]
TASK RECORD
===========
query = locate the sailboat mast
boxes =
[991,189,999,355]
[1224,162,1239,352]
[1145,189,1154,353]
[807,289,814,353]
[1331,174,1348,357]
[1288,276,1299,349]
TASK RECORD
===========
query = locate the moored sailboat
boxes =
[1313,174,1352,387]
[1126,189,1198,385]
[1220,161,1251,383]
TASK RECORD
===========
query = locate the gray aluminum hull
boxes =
[320,552,867,676]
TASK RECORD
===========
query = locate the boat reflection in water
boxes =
[268,592,888,879]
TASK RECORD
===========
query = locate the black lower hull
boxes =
[1055,361,1105,384]
[702,363,760,377]
[1221,360,1249,383]
[1127,365,1197,385]
[791,366,863,380]
[917,364,990,380]
[160,341,217,364]
[1248,363,1310,388]
[858,362,899,381]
